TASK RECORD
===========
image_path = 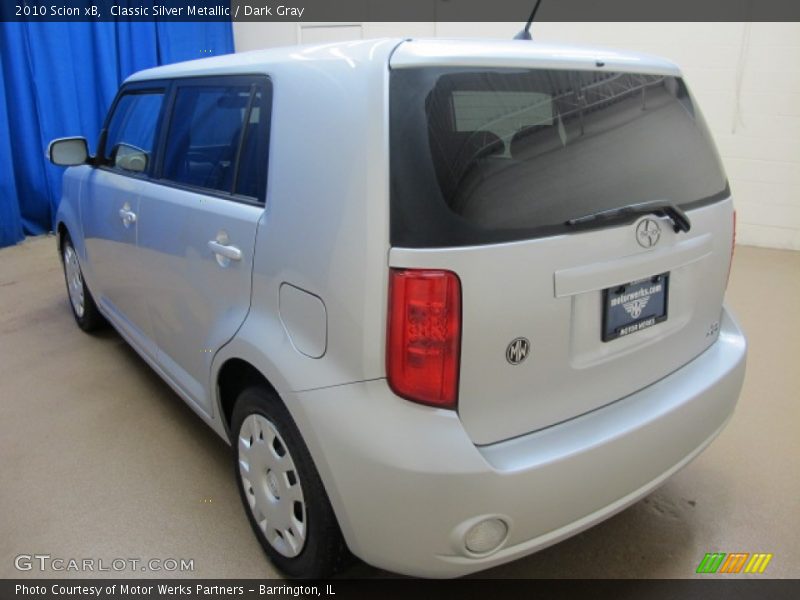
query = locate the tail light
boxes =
[726,210,737,288]
[386,269,461,409]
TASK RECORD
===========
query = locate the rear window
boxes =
[390,67,729,247]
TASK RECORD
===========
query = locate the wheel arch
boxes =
[211,343,357,566]
[216,357,282,440]
[56,221,69,255]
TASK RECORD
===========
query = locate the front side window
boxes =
[103,92,164,173]
[161,81,270,202]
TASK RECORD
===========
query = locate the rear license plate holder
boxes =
[602,273,669,342]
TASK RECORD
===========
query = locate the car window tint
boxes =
[234,90,268,200]
[390,68,729,247]
[104,92,164,173]
[162,85,250,194]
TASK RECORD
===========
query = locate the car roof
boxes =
[124,39,404,82]
[391,38,681,75]
[125,37,681,83]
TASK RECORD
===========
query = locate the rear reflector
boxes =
[386,269,461,409]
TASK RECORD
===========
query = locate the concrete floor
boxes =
[0,235,797,579]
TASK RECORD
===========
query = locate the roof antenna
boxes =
[513,0,543,40]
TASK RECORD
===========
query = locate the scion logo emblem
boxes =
[636,218,661,248]
[506,337,530,365]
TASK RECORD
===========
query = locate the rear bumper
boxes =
[286,306,746,577]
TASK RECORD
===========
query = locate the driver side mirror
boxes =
[48,137,89,166]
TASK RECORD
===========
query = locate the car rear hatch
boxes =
[388,40,735,445]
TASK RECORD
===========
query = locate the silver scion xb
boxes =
[49,39,747,578]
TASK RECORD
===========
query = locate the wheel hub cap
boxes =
[266,471,280,498]
[63,245,85,318]
[238,414,307,558]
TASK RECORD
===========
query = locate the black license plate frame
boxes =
[602,273,669,342]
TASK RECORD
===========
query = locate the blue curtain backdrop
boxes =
[0,21,234,247]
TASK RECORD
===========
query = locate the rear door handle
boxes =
[208,240,242,262]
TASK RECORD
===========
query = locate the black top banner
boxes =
[2,0,799,22]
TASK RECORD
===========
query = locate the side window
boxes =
[162,85,251,195]
[161,79,271,203]
[104,92,164,173]
[234,89,269,199]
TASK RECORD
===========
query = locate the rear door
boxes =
[135,76,271,413]
[389,64,734,445]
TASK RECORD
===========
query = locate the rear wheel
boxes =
[61,234,105,332]
[231,386,350,578]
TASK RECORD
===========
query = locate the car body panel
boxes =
[135,181,264,413]
[286,308,745,577]
[389,200,734,444]
[80,168,159,358]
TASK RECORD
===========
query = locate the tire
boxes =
[61,233,105,332]
[231,386,351,578]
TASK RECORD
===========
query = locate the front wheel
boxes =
[231,387,350,578]
[61,234,105,332]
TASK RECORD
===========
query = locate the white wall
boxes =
[233,21,800,250]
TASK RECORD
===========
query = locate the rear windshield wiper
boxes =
[566,201,691,233]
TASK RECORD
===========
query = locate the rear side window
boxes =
[104,92,164,173]
[161,79,271,203]
[390,68,729,247]
[234,90,267,199]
